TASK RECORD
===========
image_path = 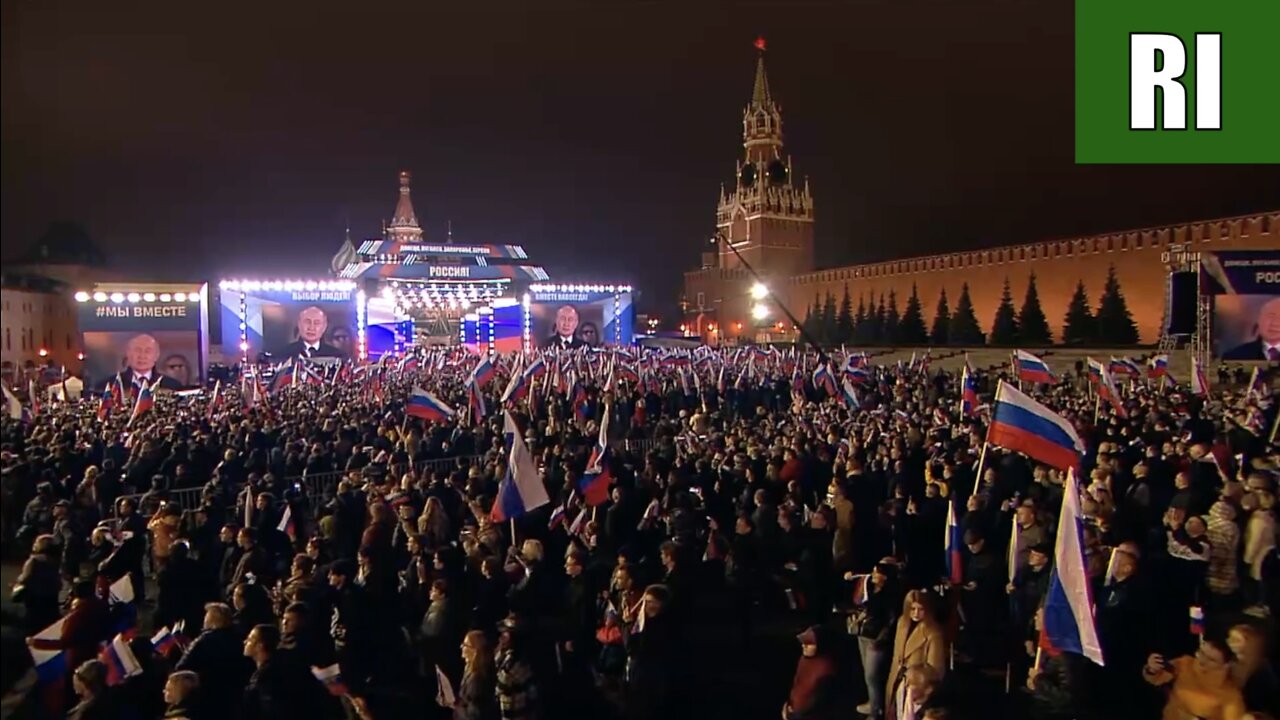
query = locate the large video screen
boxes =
[220,281,358,361]
[526,285,634,350]
[1203,251,1280,360]
[77,289,207,391]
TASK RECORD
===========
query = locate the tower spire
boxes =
[387,170,423,242]
[751,36,772,109]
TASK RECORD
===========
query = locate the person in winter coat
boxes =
[782,625,839,720]
[13,534,61,633]
[885,590,948,718]
[1227,623,1280,717]
[624,585,683,720]
[454,629,498,720]
[66,660,117,720]
[160,670,202,720]
[156,540,203,631]
[850,562,901,718]
[1206,501,1241,608]
[495,616,541,720]
[241,624,326,720]
[175,602,253,719]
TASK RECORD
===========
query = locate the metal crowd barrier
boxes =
[112,437,662,520]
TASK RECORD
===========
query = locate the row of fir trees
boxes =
[799,265,1139,347]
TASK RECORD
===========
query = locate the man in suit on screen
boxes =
[114,333,183,391]
[1222,297,1280,361]
[276,306,345,359]
[540,304,585,350]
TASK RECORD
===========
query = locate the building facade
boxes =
[682,45,1276,345]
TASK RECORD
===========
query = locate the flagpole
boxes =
[973,441,990,496]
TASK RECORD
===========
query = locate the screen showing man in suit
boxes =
[222,286,356,361]
[534,303,609,350]
[1217,295,1280,361]
[81,331,199,391]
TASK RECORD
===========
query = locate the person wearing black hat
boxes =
[783,625,839,720]
[1008,542,1053,659]
[327,558,374,696]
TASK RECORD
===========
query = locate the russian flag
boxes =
[489,411,551,522]
[840,377,860,410]
[959,363,979,417]
[271,361,295,393]
[29,617,67,683]
[100,633,143,686]
[1109,356,1142,378]
[1013,350,1054,385]
[1086,357,1105,385]
[151,627,179,656]
[944,499,963,585]
[501,360,530,405]
[1189,606,1205,636]
[98,381,116,421]
[311,663,349,696]
[277,505,296,541]
[1097,366,1128,418]
[406,386,455,422]
[127,377,158,427]
[987,381,1085,471]
[1191,356,1209,397]
[466,379,487,423]
[1147,354,1169,379]
[812,363,836,395]
[397,354,420,374]
[522,355,548,380]
[579,407,613,506]
[206,379,222,420]
[471,357,497,389]
[548,503,567,531]
[1039,467,1104,666]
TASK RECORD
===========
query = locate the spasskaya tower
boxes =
[683,38,814,341]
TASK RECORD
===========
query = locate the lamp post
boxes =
[710,232,827,363]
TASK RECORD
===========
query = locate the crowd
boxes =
[1,346,1278,720]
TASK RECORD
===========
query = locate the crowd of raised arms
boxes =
[1,345,1277,720]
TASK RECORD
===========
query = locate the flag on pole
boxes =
[944,499,963,585]
[579,405,613,506]
[406,386,456,422]
[1038,467,1105,666]
[489,411,551,521]
[987,381,1086,471]
[435,665,457,707]
[311,664,349,696]
[1013,350,1054,384]
[3,382,24,420]
[99,633,144,685]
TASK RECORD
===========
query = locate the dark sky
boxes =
[4,0,1278,317]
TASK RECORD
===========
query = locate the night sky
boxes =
[4,0,1279,317]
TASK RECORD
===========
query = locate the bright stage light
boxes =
[751,303,769,320]
[74,292,89,302]
[143,293,156,302]
[174,292,188,302]
[159,294,172,302]
[750,282,768,300]
[110,293,125,303]
[239,341,249,352]
[460,299,471,309]
[126,293,141,303]
[93,292,108,302]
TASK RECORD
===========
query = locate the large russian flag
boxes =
[490,411,550,521]
[987,381,1085,471]
[579,407,613,506]
[1013,350,1054,385]
[471,357,497,389]
[1039,467,1105,665]
[406,386,455,422]
[944,498,963,585]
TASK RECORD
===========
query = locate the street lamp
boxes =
[709,233,826,360]
[751,303,770,320]
[750,282,768,300]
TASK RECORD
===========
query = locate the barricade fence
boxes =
[112,436,661,520]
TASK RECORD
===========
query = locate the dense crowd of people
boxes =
[1,346,1277,720]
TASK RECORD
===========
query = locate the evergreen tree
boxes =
[1062,280,1096,346]
[1017,272,1052,345]
[884,290,901,344]
[853,295,869,344]
[871,294,887,344]
[949,283,985,345]
[930,288,952,345]
[990,278,1020,345]
[821,291,838,345]
[837,284,854,344]
[897,284,928,344]
[800,300,818,349]
[1095,265,1139,344]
